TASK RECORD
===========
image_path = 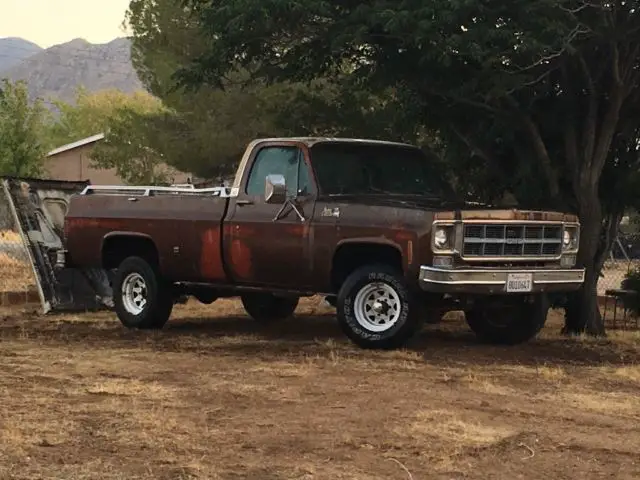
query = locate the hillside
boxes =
[0,37,43,71]
[0,37,143,103]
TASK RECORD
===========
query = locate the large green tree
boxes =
[179,0,640,335]
[90,105,176,185]
[0,79,50,177]
[125,0,422,181]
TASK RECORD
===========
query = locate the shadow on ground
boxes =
[1,306,635,368]
[168,314,634,366]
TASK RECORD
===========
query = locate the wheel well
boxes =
[330,243,403,291]
[102,235,159,270]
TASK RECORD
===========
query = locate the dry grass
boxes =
[0,252,35,291]
[0,230,21,243]
[0,229,36,292]
[0,297,638,479]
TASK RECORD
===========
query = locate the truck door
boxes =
[223,142,317,289]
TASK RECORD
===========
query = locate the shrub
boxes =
[620,268,640,316]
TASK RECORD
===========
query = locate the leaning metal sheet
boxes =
[1,177,113,313]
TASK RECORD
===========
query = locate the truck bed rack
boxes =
[80,184,231,197]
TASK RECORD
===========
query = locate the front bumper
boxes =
[419,266,585,294]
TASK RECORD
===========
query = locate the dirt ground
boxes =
[0,297,638,480]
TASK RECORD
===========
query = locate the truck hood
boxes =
[324,193,485,211]
[324,194,578,222]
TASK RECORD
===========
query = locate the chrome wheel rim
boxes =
[121,273,147,315]
[353,282,402,332]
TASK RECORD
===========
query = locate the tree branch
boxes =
[560,63,581,192]
[418,85,507,117]
[506,68,555,94]
[504,96,560,199]
[612,42,623,86]
[564,121,581,190]
[559,3,593,14]
[623,43,640,83]
[576,50,598,166]
[450,126,496,164]
[591,68,626,182]
[510,24,589,72]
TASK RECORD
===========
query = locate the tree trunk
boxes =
[563,194,607,336]
[563,266,605,336]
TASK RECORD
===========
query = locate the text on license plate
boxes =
[506,273,533,292]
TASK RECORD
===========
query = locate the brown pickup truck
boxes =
[60,137,585,349]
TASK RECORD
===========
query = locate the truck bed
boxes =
[64,185,231,282]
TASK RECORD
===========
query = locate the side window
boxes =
[246,146,313,196]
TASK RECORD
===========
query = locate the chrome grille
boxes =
[462,223,563,258]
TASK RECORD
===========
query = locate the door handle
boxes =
[127,197,138,202]
[236,199,253,206]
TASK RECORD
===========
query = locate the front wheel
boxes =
[241,292,299,323]
[336,264,423,349]
[112,256,173,330]
[464,295,549,345]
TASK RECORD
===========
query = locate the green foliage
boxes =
[0,79,50,177]
[42,86,172,185]
[126,0,285,179]
[90,104,176,186]
[45,87,163,148]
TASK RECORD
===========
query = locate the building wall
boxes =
[44,149,83,182]
[44,143,192,185]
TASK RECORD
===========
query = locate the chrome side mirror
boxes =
[264,174,287,204]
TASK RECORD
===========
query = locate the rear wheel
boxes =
[241,292,299,323]
[336,264,423,349]
[113,256,173,329]
[464,295,549,345]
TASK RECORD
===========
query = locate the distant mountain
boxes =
[0,37,143,104]
[0,37,43,71]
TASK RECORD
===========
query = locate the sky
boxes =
[1,0,131,48]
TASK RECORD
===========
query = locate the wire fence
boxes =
[599,261,633,295]
[0,191,40,308]
[599,233,640,294]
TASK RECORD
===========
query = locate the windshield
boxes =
[309,142,454,197]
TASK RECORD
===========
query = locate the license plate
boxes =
[506,273,533,292]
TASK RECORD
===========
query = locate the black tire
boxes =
[112,256,173,330]
[241,292,299,323]
[464,295,549,345]
[336,264,423,349]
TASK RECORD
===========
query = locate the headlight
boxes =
[563,226,578,250]
[434,228,449,248]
